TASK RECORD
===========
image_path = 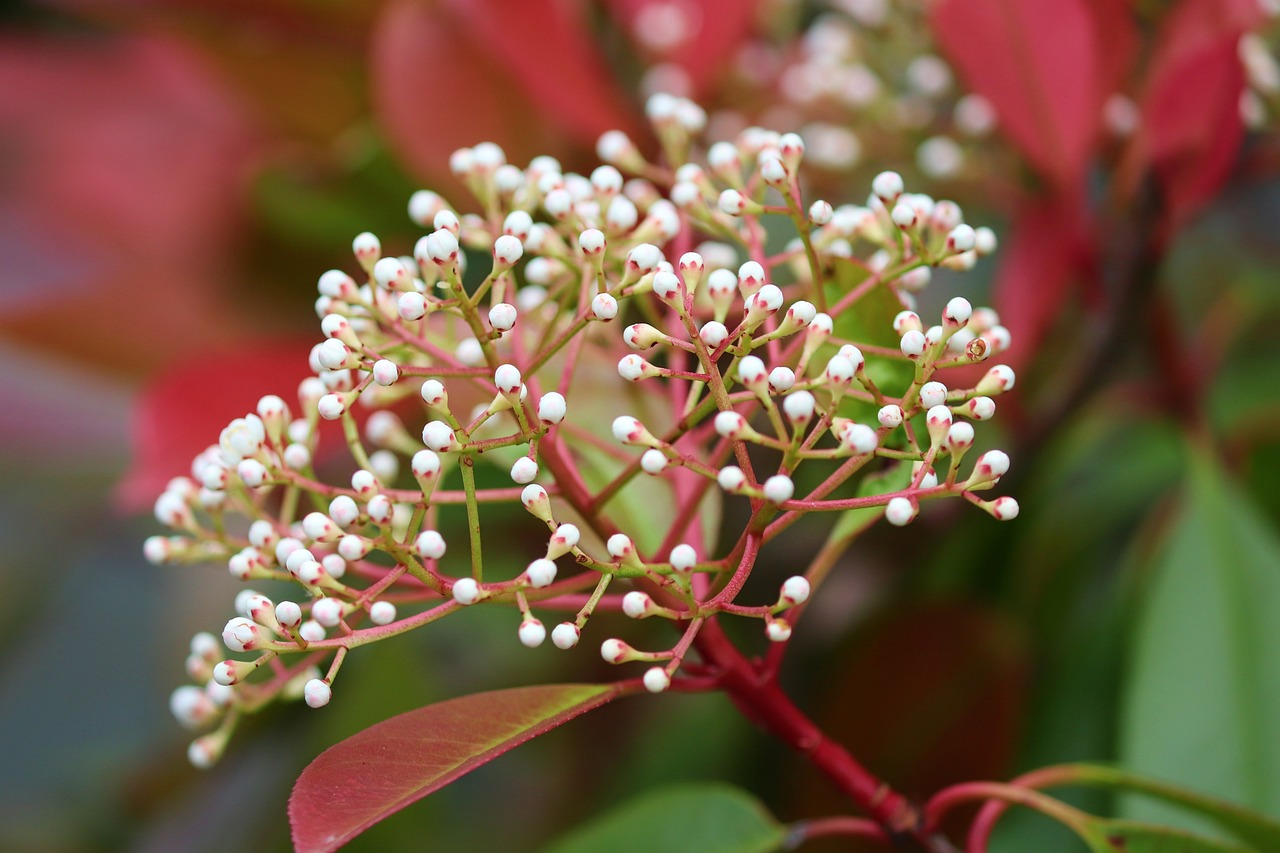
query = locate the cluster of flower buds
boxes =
[149,92,1019,764]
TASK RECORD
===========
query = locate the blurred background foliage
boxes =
[3,0,1280,850]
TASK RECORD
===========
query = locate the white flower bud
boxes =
[398,291,427,321]
[518,618,547,648]
[422,421,458,452]
[551,622,580,650]
[840,423,879,454]
[976,364,1016,395]
[872,171,904,201]
[920,381,949,409]
[591,292,618,321]
[487,303,517,333]
[947,224,976,253]
[524,558,557,589]
[275,600,303,629]
[763,475,795,505]
[622,591,653,618]
[493,364,522,397]
[781,576,810,605]
[312,597,344,627]
[317,393,346,420]
[885,497,917,526]
[452,577,482,605]
[717,466,747,492]
[718,188,746,215]
[221,617,261,653]
[298,620,327,642]
[783,391,816,426]
[990,496,1019,520]
[900,330,926,358]
[510,457,539,484]
[600,638,631,663]
[699,321,729,348]
[768,367,796,393]
[967,396,996,420]
[372,360,399,386]
[493,235,523,266]
[304,679,332,709]
[536,392,567,425]
[641,448,669,474]
[416,530,446,560]
[607,533,634,561]
[643,667,671,693]
[618,353,659,381]
[670,544,697,573]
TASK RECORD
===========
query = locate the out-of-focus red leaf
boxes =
[1139,0,1258,227]
[990,196,1090,375]
[446,0,641,142]
[930,0,1101,189]
[606,0,759,94]
[117,339,314,511]
[0,34,257,372]
[1083,0,1140,96]
[373,0,640,191]
[289,683,625,853]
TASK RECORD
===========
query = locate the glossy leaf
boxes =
[290,683,625,853]
[543,783,785,853]
[930,0,1102,189]
[1120,451,1280,829]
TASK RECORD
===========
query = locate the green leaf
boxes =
[827,259,913,402]
[1120,450,1280,830]
[289,683,624,853]
[542,783,785,853]
[1080,819,1253,853]
[1060,766,1280,851]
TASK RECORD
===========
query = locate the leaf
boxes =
[1081,819,1254,853]
[289,683,625,853]
[1119,450,1280,830]
[1063,765,1280,851]
[445,0,642,145]
[929,0,1103,189]
[542,783,785,853]
[989,196,1088,373]
[827,258,912,402]
[1138,0,1262,226]
[372,0,640,193]
[116,338,316,511]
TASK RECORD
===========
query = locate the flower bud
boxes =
[451,577,482,605]
[885,497,917,526]
[552,622,580,650]
[643,667,671,693]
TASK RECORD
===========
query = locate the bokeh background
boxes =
[4,1,1280,851]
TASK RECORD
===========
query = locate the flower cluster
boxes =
[148,93,1018,767]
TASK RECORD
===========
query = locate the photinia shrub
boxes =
[148,90,1280,852]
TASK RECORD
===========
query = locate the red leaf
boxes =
[0,34,258,372]
[289,683,625,853]
[930,0,1102,189]
[606,0,760,94]
[1083,0,1140,96]
[1139,0,1257,226]
[372,0,640,190]
[990,197,1089,374]
[116,339,315,511]
[445,0,642,143]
